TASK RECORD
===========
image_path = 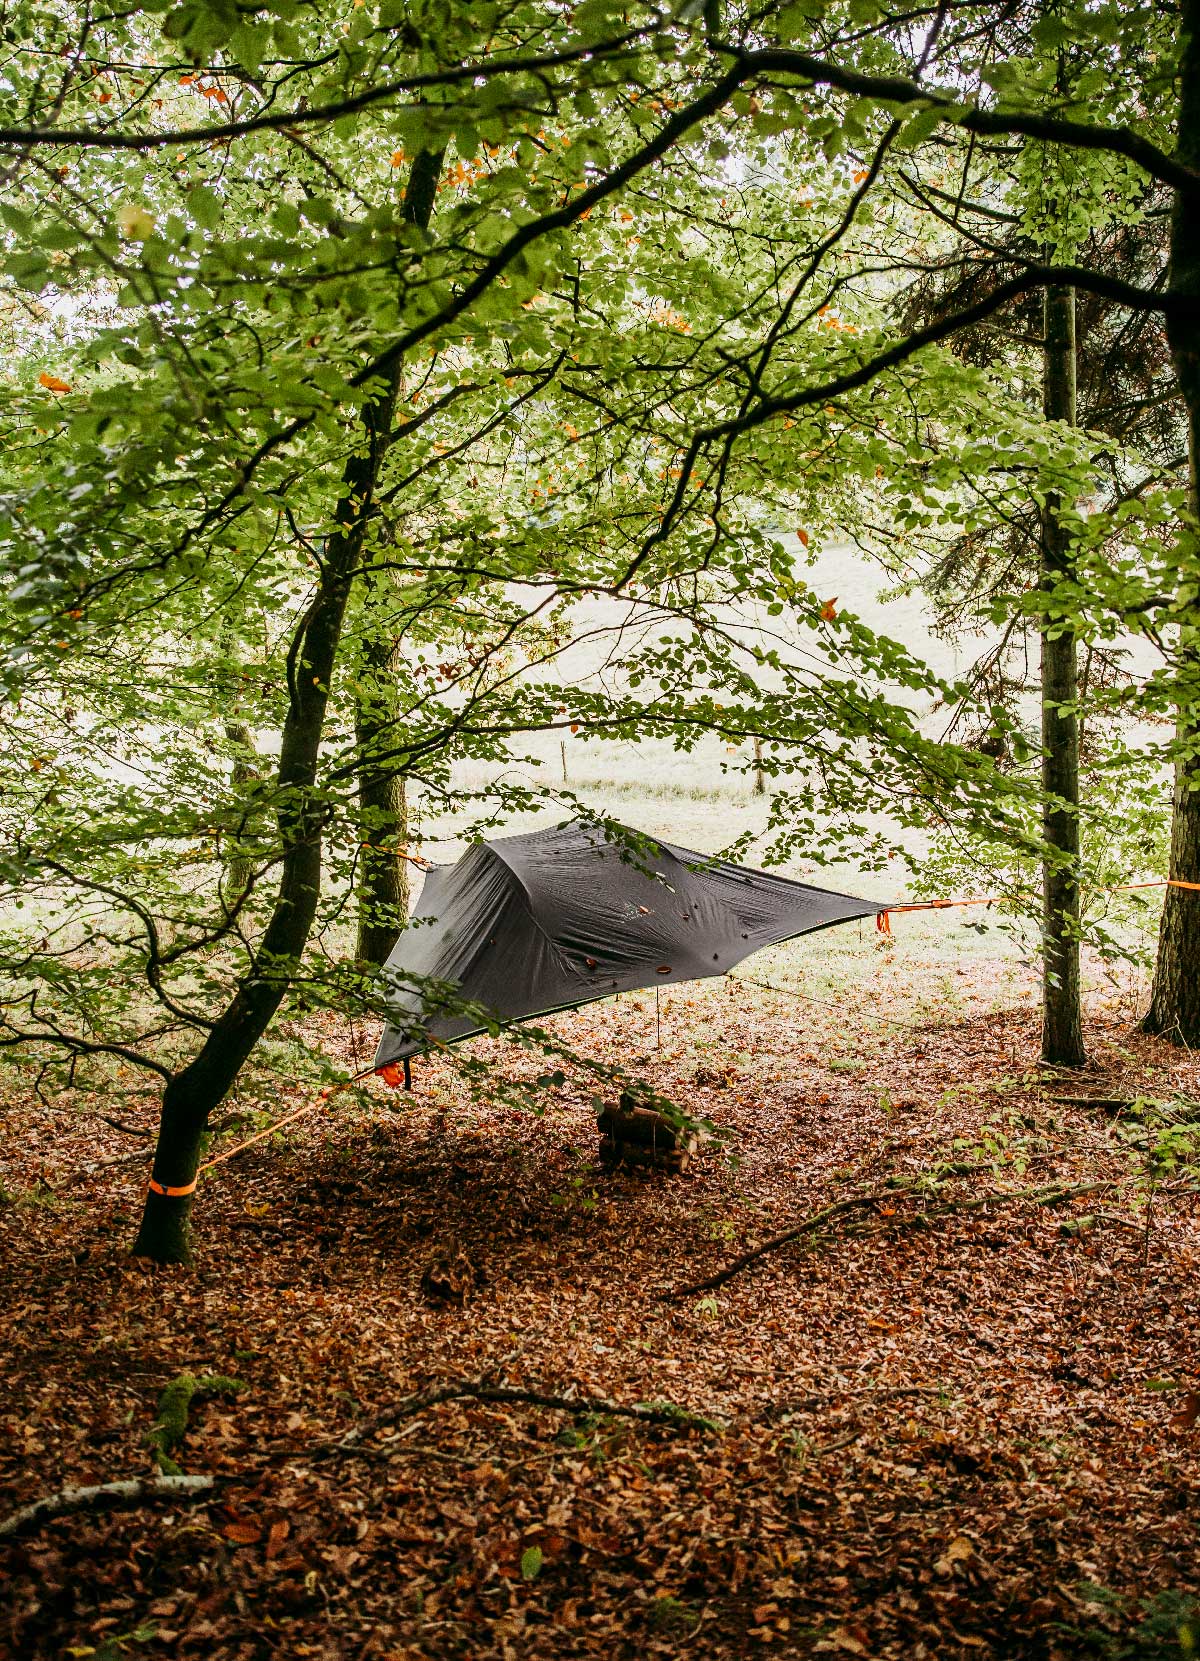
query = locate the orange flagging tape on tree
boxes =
[875,877,1200,935]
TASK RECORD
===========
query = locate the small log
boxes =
[598,1097,683,1150]
[598,1133,696,1174]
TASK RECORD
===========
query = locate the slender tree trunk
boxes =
[223,719,261,901]
[132,150,442,1263]
[355,622,409,966]
[1040,282,1085,1067]
[1144,0,1200,1044]
[753,735,766,796]
[352,150,449,967]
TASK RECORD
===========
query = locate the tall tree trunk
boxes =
[1040,282,1086,1067]
[1144,0,1200,1044]
[355,620,409,966]
[222,719,261,902]
[131,150,442,1264]
[353,148,451,967]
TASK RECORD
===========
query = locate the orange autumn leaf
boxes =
[1170,1392,1200,1431]
[222,1519,263,1545]
[96,90,112,104]
[390,149,406,167]
[820,596,839,622]
[38,372,72,394]
[797,528,809,547]
[853,169,870,183]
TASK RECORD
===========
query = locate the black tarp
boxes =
[374,817,887,1067]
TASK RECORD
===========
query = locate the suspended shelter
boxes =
[374,817,885,1072]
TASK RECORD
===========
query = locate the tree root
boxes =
[325,1381,723,1455]
[0,1475,216,1539]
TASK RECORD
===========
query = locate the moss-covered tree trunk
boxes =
[131,151,442,1264]
[1040,282,1086,1067]
[1144,0,1200,1044]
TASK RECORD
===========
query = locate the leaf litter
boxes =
[1,955,1197,1659]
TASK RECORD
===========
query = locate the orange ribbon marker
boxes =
[875,877,1200,936]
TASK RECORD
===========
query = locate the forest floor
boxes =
[2,946,1198,1661]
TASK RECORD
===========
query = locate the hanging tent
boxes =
[374,818,886,1069]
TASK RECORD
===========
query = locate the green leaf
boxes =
[188,186,223,231]
[520,1545,543,1581]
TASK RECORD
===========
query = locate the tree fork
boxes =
[1144,0,1200,1046]
[1040,281,1085,1068]
[131,151,442,1264]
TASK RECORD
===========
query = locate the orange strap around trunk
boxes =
[147,1176,198,1197]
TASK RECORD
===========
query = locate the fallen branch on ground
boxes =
[70,1146,153,1179]
[669,1176,1120,1298]
[0,1475,216,1539]
[36,1101,150,1138]
[325,1381,723,1454]
[1049,1096,1134,1111]
[145,1372,247,1474]
[667,1193,885,1298]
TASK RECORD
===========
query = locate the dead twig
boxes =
[813,1429,865,1456]
[668,1192,886,1298]
[1048,1095,1133,1110]
[670,1176,1118,1298]
[70,1146,153,1179]
[322,1381,723,1455]
[0,1474,217,1539]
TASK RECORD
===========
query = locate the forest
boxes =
[0,0,1198,1655]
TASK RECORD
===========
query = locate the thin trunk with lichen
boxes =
[355,616,410,966]
[222,719,261,902]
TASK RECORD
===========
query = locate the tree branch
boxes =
[325,1381,724,1455]
[0,32,647,152]
[739,46,1199,198]
[0,1475,217,1539]
[630,264,1182,577]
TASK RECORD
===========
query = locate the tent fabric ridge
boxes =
[483,841,595,990]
